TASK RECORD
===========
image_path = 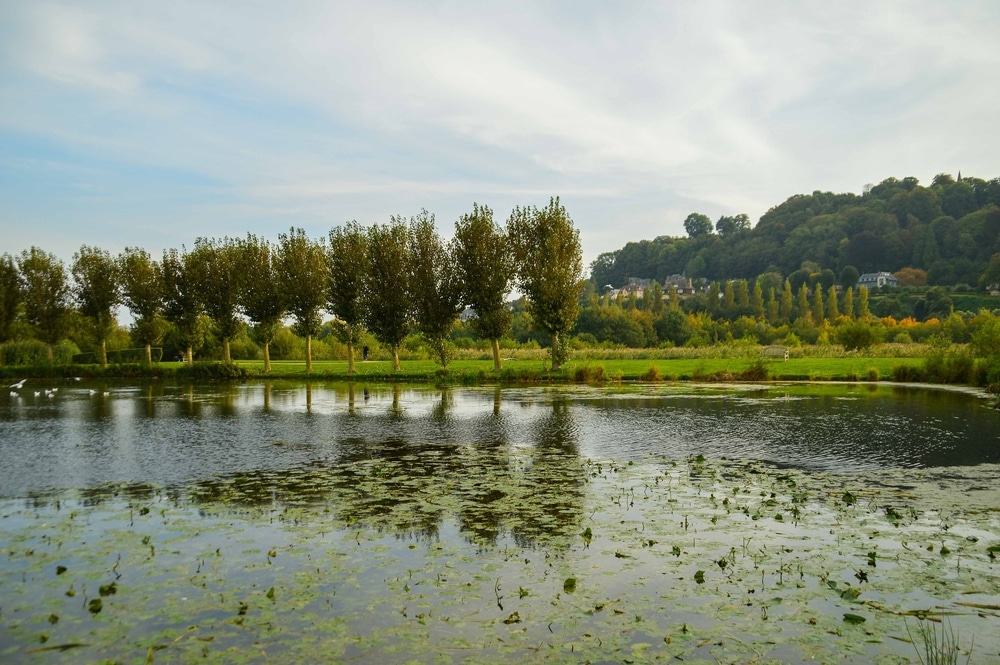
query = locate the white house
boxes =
[856,272,898,290]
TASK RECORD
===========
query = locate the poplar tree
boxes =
[327,222,368,373]
[118,247,164,363]
[843,286,855,320]
[508,197,583,371]
[826,285,839,321]
[780,280,794,322]
[188,237,243,363]
[160,247,204,364]
[17,247,70,361]
[858,285,871,320]
[237,234,285,373]
[452,203,516,372]
[796,284,811,324]
[811,286,825,323]
[278,228,327,373]
[362,218,412,371]
[407,210,463,367]
[646,281,664,316]
[0,254,22,343]
[71,245,120,367]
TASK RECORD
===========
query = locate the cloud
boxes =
[1,0,998,270]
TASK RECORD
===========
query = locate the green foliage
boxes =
[0,253,22,341]
[327,221,369,370]
[362,218,412,370]
[590,174,1000,290]
[278,228,327,371]
[71,245,120,367]
[510,197,584,370]
[836,320,882,351]
[408,211,464,367]
[237,234,285,370]
[453,203,516,370]
[17,247,71,354]
[160,249,206,361]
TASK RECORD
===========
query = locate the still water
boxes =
[2,381,999,664]
[0,381,997,498]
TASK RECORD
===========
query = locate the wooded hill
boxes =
[590,173,1000,289]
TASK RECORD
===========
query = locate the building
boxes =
[856,272,898,290]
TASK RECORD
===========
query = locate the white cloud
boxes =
[1,0,998,267]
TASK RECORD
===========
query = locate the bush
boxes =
[836,320,882,351]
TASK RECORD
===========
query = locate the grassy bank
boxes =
[0,354,928,385]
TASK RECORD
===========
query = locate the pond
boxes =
[1,381,999,663]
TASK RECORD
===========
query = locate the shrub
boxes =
[641,365,663,381]
[836,320,882,351]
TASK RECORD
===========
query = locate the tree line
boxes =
[0,198,583,372]
[591,172,1000,290]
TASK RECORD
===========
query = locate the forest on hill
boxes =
[589,173,1000,289]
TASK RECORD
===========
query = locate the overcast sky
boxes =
[2,1,998,273]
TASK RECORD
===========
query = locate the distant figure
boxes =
[362,345,369,361]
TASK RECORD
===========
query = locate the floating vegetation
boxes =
[1,451,999,663]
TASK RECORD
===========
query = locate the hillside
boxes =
[590,173,1000,289]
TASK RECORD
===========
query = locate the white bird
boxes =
[89,389,97,395]
[34,391,41,396]
[9,379,26,390]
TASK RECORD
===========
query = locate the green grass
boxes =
[0,351,935,385]
[220,356,923,383]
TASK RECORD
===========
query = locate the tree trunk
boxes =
[551,332,562,371]
[491,338,502,371]
[99,338,107,368]
[347,340,356,373]
[306,334,313,373]
[392,346,401,372]
[223,337,231,364]
[145,343,152,364]
[263,342,271,373]
[187,345,193,365]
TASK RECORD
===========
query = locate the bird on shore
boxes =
[9,379,26,390]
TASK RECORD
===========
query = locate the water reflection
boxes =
[0,382,997,503]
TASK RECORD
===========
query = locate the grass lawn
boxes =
[228,355,924,383]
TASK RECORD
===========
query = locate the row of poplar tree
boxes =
[0,198,584,372]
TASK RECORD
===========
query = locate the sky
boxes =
[2,1,999,274]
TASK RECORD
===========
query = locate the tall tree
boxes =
[118,247,165,363]
[362,218,412,371]
[811,286,825,323]
[452,203,516,371]
[17,247,70,361]
[407,211,464,367]
[237,234,285,373]
[646,281,664,316]
[0,254,21,343]
[751,280,764,318]
[683,213,714,238]
[826,285,839,321]
[161,248,204,364]
[327,222,369,373]
[71,245,120,367]
[509,197,584,371]
[780,280,794,322]
[278,228,327,373]
[796,284,811,324]
[857,285,871,320]
[188,237,243,364]
[842,286,855,320]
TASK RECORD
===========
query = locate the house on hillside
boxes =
[663,274,698,295]
[620,277,651,297]
[856,272,898,291]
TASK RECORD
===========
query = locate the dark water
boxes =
[0,381,997,498]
